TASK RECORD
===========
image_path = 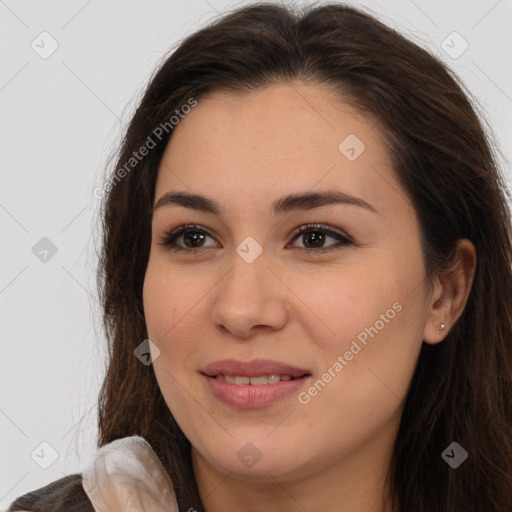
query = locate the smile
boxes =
[215,374,296,385]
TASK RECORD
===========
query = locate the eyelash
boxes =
[157,223,353,256]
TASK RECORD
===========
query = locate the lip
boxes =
[201,358,310,378]
[200,358,311,409]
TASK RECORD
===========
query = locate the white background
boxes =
[1,0,511,509]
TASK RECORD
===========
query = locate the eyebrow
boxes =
[153,190,379,216]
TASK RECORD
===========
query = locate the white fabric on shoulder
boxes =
[81,435,179,512]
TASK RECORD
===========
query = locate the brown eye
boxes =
[158,224,218,252]
[290,224,353,254]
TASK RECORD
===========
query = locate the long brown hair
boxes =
[95,3,512,510]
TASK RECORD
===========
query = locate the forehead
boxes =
[154,82,402,216]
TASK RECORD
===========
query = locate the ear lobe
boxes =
[422,239,477,345]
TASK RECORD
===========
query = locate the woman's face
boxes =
[143,82,434,485]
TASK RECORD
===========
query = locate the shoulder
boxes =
[7,473,94,512]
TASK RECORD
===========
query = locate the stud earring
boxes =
[438,323,446,332]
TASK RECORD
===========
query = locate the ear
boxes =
[423,238,477,345]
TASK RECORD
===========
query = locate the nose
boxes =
[209,248,290,339]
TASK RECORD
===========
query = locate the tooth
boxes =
[250,376,268,385]
[220,374,296,384]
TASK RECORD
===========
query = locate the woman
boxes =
[8,2,512,511]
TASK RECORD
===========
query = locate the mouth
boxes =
[200,358,311,408]
[209,373,308,385]
[201,358,311,378]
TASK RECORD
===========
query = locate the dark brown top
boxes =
[7,473,94,512]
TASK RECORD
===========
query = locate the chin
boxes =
[194,435,312,482]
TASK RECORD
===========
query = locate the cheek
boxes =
[299,253,428,409]
[143,261,198,346]
[143,266,199,427]
[143,262,208,397]
[303,275,426,419]
[297,262,421,354]
[291,294,425,471]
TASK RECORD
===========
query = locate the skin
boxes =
[143,81,476,512]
